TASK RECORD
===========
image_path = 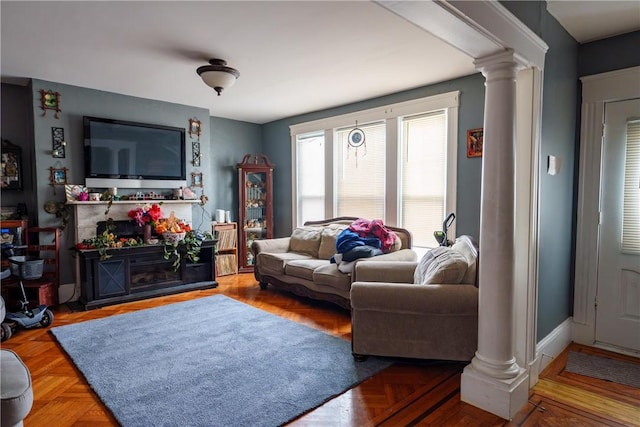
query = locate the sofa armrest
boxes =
[251,237,291,256]
[354,261,417,283]
[350,282,478,315]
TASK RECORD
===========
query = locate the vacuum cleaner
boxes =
[433,212,456,247]
[1,252,54,342]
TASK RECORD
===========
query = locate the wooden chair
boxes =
[2,227,60,309]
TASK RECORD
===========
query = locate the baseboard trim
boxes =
[531,317,572,383]
[58,282,80,303]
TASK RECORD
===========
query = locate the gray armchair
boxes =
[350,235,479,361]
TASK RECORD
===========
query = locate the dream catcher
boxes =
[347,121,366,167]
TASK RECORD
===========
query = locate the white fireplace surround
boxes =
[68,200,201,243]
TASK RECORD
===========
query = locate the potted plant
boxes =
[155,213,212,270]
[75,220,143,260]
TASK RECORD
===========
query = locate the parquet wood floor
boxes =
[2,273,638,426]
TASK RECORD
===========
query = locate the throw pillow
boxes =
[317,224,348,260]
[414,247,468,285]
[289,227,322,258]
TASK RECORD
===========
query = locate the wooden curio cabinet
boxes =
[237,154,274,272]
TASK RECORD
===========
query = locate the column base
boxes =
[460,364,529,420]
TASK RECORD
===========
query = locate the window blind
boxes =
[622,119,640,254]
[336,122,385,219]
[296,132,325,225]
[401,111,447,247]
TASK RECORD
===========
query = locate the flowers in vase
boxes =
[128,203,163,227]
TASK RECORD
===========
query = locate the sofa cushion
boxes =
[290,227,323,258]
[414,246,468,285]
[451,236,479,285]
[285,259,330,281]
[313,263,352,293]
[317,224,348,260]
[257,252,313,274]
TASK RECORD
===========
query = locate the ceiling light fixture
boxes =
[196,58,240,96]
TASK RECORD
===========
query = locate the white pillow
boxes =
[414,247,469,285]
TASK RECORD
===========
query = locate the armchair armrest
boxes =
[354,261,417,283]
[350,282,478,315]
[251,237,291,256]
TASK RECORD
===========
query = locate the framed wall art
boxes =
[1,139,22,190]
[40,89,61,118]
[189,118,202,140]
[466,128,484,158]
[52,127,66,158]
[192,141,201,167]
[191,171,203,188]
[49,167,69,186]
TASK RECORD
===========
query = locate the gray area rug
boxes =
[565,351,640,388]
[51,295,391,426]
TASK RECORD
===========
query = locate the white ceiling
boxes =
[1,1,638,125]
[547,0,640,43]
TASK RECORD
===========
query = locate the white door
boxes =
[596,98,640,352]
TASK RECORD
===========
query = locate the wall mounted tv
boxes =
[84,116,187,189]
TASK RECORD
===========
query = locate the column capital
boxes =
[474,49,528,77]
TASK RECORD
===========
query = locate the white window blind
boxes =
[336,122,385,219]
[296,132,325,225]
[622,119,640,253]
[400,111,447,247]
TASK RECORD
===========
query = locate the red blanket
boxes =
[348,218,397,253]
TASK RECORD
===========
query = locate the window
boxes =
[336,122,386,219]
[401,112,448,247]
[622,120,640,253]
[291,92,459,249]
[295,132,325,225]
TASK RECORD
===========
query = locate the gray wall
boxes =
[262,73,486,239]
[1,82,36,224]
[208,116,262,227]
[502,1,579,340]
[578,31,640,77]
[5,79,261,285]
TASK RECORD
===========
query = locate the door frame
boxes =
[573,66,640,351]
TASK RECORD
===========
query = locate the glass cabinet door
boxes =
[237,154,274,272]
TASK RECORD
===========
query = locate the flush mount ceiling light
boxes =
[196,58,240,96]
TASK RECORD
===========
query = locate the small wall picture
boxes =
[191,171,203,187]
[467,128,483,158]
[40,89,61,118]
[49,167,68,185]
[189,118,202,140]
[52,127,66,158]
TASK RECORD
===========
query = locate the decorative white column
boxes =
[461,50,529,420]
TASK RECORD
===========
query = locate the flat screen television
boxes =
[83,116,187,189]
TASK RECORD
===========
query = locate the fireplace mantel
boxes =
[68,200,202,243]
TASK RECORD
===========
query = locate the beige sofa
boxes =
[350,235,479,361]
[252,217,416,310]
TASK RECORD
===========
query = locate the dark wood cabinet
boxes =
[78,241,217,309]
[237,154,274,272]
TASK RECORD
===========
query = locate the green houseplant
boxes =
[162,230,213,271]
